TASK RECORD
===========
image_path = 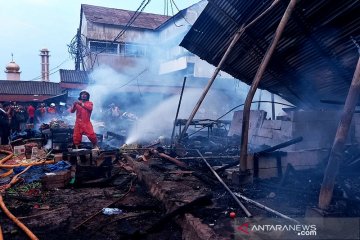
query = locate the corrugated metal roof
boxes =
[59,69,90,84]
[0,80,63,95]
[180,0,360,109]
[82,4,171,30]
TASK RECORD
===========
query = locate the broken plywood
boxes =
[228,110,266,138]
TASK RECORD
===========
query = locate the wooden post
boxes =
[239,0,298,172]
[319,55,360,210]
[178,27,245,141]
[177,0,283,142]
[171,77,187,145]
[271,93,276,120]
[257,90,262,110]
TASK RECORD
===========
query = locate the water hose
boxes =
[0,169,13,178]
[0,166,39,239]
[0,195,39,240]
[0,150,13,164]
[0,149,55,169]
[0,160,55,169]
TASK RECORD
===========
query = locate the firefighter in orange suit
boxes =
[71,90,99,149]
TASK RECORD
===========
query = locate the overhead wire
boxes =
[170,0,192,25]
[114,68,148,90]
[68,32,88,70]
[74,0,191,72]
[30,58,71,81]
[136,75,143,97]
[184,100,296,139]
[169,0,184,27]
[164,0,168,16]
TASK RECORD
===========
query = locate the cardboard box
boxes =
[13,145,25,155]
[41,170,71,189]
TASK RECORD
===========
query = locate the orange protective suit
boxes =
[71,101,97,146]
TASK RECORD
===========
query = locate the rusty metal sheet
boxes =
[180,0,360,109]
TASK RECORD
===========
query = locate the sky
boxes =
[0,0,200,82]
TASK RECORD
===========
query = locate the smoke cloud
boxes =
[77,1,290,145]
[125,88,234,144]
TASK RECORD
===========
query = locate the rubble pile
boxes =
[1,110,360,240]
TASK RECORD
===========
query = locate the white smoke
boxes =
[86,66,131,116]
[125,88,233,144]
[74,0,290,144]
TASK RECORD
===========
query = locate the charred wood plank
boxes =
[215,161,239,173]
[143,194,212,234]
[255,136,303,155]
[157,152,187,168]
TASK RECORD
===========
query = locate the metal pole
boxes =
[75,28,81,70]
[257,90,262,110]
[194,149,252,217]
[271,93,276,120]
[171,77,187,145]
[178,27,245,141]
[234,192,298,223]
[239,0,298,173]
[319,55,360,210]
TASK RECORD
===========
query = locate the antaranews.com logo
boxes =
[236,222,316,238]
[233,218,360,240]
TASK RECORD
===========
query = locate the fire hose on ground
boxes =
[0,150,14,164]
[0,150,45,240]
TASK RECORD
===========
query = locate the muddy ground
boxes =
[0,165,182,240]
[1,151,360,240]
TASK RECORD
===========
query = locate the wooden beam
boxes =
[239,0,298,172]
[319,55,360,209]
[178,0,283,141]
[178,27,245,141]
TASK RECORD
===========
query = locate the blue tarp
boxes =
[13,161,71,183]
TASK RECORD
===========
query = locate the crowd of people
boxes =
[0,97,139,146]
[0,101,66,144]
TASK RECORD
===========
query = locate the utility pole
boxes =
[75,28,81,70]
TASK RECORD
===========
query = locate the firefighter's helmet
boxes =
[78,90,90,101]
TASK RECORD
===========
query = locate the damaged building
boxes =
[1,0,360,239]
[72,2,254,119]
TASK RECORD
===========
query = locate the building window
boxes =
[124,43,146,57]
[119,43,125,56]
[89,41,147,57]
[89,41,118,54]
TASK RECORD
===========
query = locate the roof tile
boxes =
[59,69,90,84]
[0,80,63,95]
[82,4,170,30]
